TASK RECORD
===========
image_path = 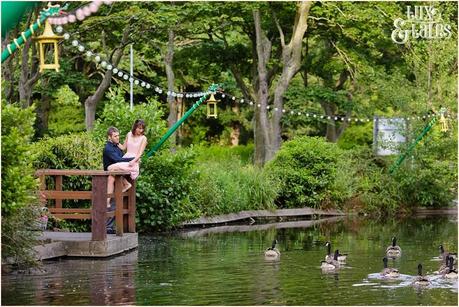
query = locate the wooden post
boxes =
[91,175,108,241]
[38,174,46,206]
[128,180,136,233]
[114,175,124,236]
[55,175,62,208]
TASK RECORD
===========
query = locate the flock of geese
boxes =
[264,237,458,286]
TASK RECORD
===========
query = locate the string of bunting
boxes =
[58,27,450,124]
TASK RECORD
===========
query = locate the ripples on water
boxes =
[1,216,458,305]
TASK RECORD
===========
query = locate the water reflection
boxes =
[2,215,458,306]
[180,216,344,237]
[2,250,137,305]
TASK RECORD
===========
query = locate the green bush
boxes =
[2,205,42,268]
[47,85,85,136]
[329,149,359,206]
[136,148,199,231]
[32,132,102,196]
[1,102,40,266]
[347,148,401,215]
[1,103,38,215]
[265,136,344,208]
[393,134,457,208]
[92,87,166,146]
[33,133,102,171]
[337,122,373,150]
[190,158,278,216]
[32,133,102,231]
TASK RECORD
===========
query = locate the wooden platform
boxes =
[414,206,458,216]
[34,231,138,260]
[181,207,347,227]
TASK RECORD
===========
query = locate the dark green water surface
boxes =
[2,215,458,305]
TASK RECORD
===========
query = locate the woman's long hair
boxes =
[131,119,146,136]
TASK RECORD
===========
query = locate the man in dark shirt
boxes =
[104,127,134,234]
[103,127,134,170]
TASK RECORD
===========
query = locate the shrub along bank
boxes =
[1,102,41,267]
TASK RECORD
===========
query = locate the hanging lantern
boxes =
[206,93,219,118]
[439,107,449,132]
[35,20,63,72]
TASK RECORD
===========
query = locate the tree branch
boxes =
[271,10,285,47]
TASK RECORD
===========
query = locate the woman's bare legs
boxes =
[108,163,132,192]
[122,178,132,192]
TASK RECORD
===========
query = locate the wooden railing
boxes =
[35,169,136,241]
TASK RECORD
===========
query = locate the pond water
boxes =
[2,215,458,305]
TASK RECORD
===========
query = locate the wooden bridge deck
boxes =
[34,231,138,260]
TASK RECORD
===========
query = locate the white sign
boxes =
[373,117,406,156]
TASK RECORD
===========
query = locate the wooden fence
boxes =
[35,169,136,241]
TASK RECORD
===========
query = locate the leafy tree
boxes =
[91,86,166,148]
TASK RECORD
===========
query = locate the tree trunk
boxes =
[177,87,184,145]
[320,101,338,142]
[18,9,40,108]
[84,26,131,130]
[230,103,241,146]
[268,1,312,161]
[36,93,51,137]
[320,70,351,142]
[2,31,18,103]
[165,29,177,152]
[230,124,240,146]
[253,9,272,165]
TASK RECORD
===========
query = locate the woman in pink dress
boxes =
[108,119,148,193]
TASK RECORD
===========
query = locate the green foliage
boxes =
[190,158,278,216]
[344,148,402,215]
[193,144,254,165]
[32,132,102,232]
[1,102,38,215]
[135,145,277,231]
[394,160,454,208]
[32,132,101,193]
[392,124,457,208]
[47,85,85,136]
[32,133,102,171]
[1,102,40,267]
[265,136,343,208]
[92,87,166,146]
[136,148,199,231]
[1,205,41,268]
[337,122,373,150]
[329,149,359,206]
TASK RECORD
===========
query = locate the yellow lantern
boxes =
[35,20,63,72]
[206,93,219,118]
[439,107,449,132]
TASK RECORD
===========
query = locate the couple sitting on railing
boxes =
[103,120,147,233]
